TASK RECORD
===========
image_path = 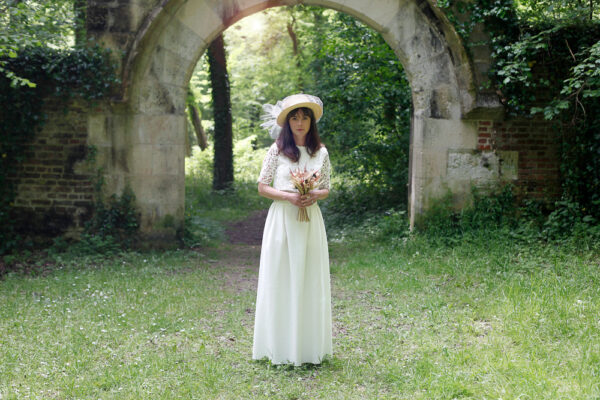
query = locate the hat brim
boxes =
[276,102,323,127]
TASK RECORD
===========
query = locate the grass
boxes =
[1,232,599,399]
[2,150,600,398]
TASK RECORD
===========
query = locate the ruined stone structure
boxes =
[10,0,561,243]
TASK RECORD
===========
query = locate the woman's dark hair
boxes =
[276,107,322,163]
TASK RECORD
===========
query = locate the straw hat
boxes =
[276,93,323,127]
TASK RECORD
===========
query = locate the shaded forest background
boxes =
[188,7,411,217]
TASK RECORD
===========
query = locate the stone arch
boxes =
[90,0,500,241]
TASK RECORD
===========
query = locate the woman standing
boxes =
[252,94,332,366]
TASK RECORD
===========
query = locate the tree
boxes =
[1,0,82,86]
[187,87,208,151]
[207,34,234,190]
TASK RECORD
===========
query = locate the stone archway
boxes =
[88,0,502,242]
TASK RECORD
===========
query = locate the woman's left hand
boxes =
[300,193,317,208]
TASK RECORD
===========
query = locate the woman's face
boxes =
[288,109,311,139]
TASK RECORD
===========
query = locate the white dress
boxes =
[252,143,332,366]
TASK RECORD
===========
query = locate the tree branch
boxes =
[565,39,576,62]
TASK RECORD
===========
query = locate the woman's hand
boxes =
[258,183,328,207]
[286,192,317,208]
[286,192,306,208]
[295,191,324,208]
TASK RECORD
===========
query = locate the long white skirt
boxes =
[252,200,332,366]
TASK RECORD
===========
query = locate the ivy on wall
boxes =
[438,0,600,225]
[0,45,119,254]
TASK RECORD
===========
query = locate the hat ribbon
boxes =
[260,101,284,139]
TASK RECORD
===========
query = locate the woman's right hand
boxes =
[286,192,305,208]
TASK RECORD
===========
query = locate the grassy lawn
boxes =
[1,231,599,399]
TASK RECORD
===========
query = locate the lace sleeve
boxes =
[258,144,279,185]
[319,150,331,190]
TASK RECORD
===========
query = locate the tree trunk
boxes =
[287,10,304,90]
[187,88,208,150]
[207,34,234,190]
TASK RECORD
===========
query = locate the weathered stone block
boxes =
[151,144,185,176]
[158,19,206,62]
[128,144,154,175]
[134,114,186,145]
[130,174,184,231]
[137,77,187,115]
[130,0,163,9]
[87,114,109,146]
[331,0,402,31]
[447,150,500,184]
[177,0,224,40]
[421,118,478,150]
[497,150,518,180]
[150,46,194,87]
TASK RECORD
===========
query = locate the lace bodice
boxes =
[258,143,331,191]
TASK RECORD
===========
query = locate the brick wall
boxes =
[477,118,561,201]
[9,100,95,237]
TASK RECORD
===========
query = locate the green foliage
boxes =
[416,185,518,241]
[514,0,600,24]
[530,39,600,216]
[182,216,226,248]
[84,185,140,250]
[0,45,119,255]
[492,26,600,218]
[541,199,600,242]
[493,26,600,114]
[405,184,599,247]
[304,11,411,212]
[1,0,82,85]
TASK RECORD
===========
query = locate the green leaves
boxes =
[301,11,411,213]
[1,0,79,83]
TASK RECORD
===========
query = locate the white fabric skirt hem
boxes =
[252,200,332,366]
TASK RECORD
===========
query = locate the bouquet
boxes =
[289,167,321,222]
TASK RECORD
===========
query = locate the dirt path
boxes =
[206,209,268,293]
[225,209,268,245]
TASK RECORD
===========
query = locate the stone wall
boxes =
[9,99,96,238]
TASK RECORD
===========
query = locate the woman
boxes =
[252,93,332,366]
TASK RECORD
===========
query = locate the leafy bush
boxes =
[439,0,600,225]
[415,185,518,241]
[84,185,140,249]
[542,200,599,240]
